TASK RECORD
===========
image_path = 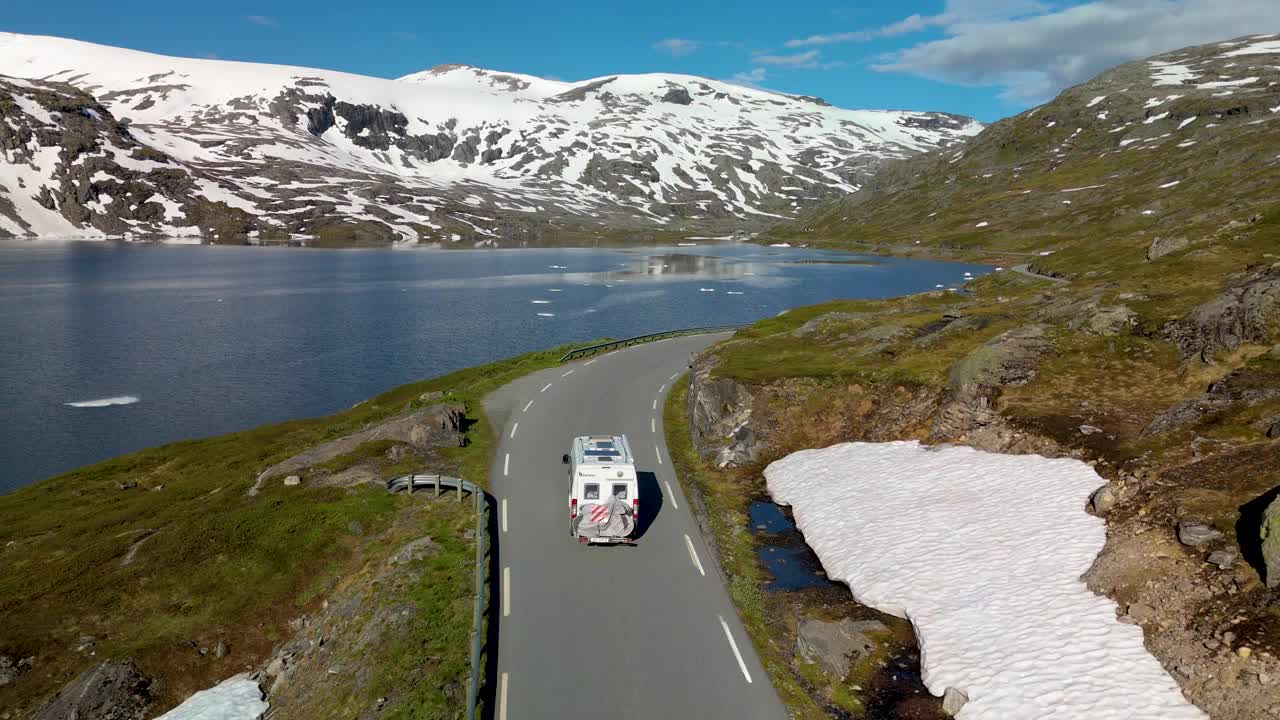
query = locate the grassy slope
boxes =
[0,342,581,715]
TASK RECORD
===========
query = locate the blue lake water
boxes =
[0,241,989,492]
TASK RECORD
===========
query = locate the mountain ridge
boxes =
[0,32,981,244]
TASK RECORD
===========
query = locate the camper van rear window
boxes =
[612,484,628,500]
[584,484,600,500]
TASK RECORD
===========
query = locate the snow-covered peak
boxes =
[0,32,982,243]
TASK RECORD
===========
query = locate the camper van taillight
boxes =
[632,498,639,527]
[570,498,578,519]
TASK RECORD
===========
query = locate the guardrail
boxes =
[387,474,489,719]
[559,324,747,362]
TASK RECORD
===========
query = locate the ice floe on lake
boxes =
[530,300,551,304]
[536,312,555,317]
[764,441,1206,720]
[65,395,140,408]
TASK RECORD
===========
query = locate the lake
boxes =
[0,241,990,492]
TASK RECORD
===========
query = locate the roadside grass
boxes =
[0,341,584,715]
[664,377,828,720]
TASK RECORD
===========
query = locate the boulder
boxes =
[1177,520,1222,547]
[1146,236,1191,261]
[32,660,153,720]
[1262,495,1280,588]
[1207,550,1237,569]
[942,686,969,716]
[795,617,886,678]
[1088,484,1117,516]
[1142,368,1280,436]
[283,475,301,486]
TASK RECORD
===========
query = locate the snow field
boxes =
[765,441,1206,720]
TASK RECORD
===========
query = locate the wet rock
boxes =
[388,537,438,565]
[1147,236,1191,261]
[796,617,886,678]
[1089,484,1117,516]
[1177,520,1222,547]
[1262,495,1280,587]
[942,686,969,716]
[32,660,153,720]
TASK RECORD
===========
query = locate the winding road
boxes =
[484,333,786,720]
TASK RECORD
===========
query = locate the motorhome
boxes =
[564,434,639,544]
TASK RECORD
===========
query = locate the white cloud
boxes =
[729,67,768,87]
[872,0,1279,103]
[751,49,845,70]
[786,1,1047,47]
[653,38,700,56]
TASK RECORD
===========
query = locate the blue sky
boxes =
[3,1,1275,122]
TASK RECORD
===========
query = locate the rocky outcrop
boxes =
[688,357,758,468]
[1164,263,1280,361]
[796,617,887,678]
[0,654,33,687]
[32,660,154,720]
[946,324,1053,388]
[1142,367,1280,436]
[1262,495,1280,588]
[250,402,466,493]
[1147,236,1192,261]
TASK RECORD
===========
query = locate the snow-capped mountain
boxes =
[0,33,981,243]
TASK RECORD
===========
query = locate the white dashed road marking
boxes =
[499,673,509,720]
[659,384,666,393]
[669,373,679,381]
[719,615,753,684]
[522,400,533,413]
[502,498,508,533]
[503,453,510,477]
[541,383,552,393]
[585,358,598,366]
[510,423,519,439]
[684,534,704,576]
[503,567,511,617]
[652,398,658,411]
[651,417,656,433]
[665,481,679,510]
[562,369,574,378]
[655,446,663,465]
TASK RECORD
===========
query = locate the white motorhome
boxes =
[563,434,639,544]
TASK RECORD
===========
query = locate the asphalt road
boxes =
[485,333,787,720]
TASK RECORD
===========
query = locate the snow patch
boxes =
[1086,95,1107,107]
[764,441,1207,720]
[974,221,989,228]
[1223,39,1280,57]
[155,675,268,720]
[1158,180,1181,189]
